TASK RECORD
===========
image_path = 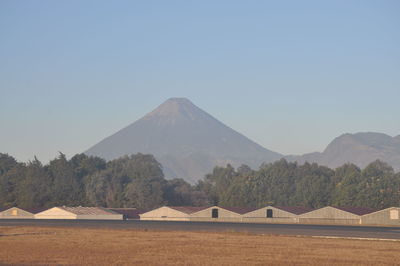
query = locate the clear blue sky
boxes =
[1,0,399,163]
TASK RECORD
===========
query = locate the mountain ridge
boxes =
[286,132,400,171]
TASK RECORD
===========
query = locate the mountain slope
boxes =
[85,98,281,183]
[287,132,400,171]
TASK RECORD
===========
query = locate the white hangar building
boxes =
[298,206,377,225]
[140,206,209,221]
[242,206,314,223]
[0,207,47,219]
[35,206,123,220]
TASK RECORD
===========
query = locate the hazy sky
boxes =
[1,1,399,163]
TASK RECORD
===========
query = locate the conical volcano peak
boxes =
[85,97,281,182]
[145,97,201,119]
[166,97,193,105]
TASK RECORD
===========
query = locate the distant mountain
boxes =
[85,98,281,183]
[287,132,400,171]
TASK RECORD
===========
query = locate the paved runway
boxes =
[1,219,400,240]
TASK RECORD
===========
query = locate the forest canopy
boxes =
[0,153,399,210]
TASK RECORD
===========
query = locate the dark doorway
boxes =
[266,209,273,218]
[212,208,219,218]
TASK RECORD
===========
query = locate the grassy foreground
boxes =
[0,226,399,265]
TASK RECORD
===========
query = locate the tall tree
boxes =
[16,157,52,208]
[0,160,24,208]
[0,153,18,175]
[48,153,84,206]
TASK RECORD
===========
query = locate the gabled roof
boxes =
[273,206,314,215]
[0,207,48,214]
[220,206,259,215]
[107,208,147,219]
[333,206,378,216]
[58,207,119,215]
[168,206,209,214]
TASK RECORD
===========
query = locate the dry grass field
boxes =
[0,226,399,265]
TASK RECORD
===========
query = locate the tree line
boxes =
[199,159,400,209]
[0,152,399,210]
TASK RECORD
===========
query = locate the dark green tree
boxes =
[48,153,84,206]
[16,157,52,208]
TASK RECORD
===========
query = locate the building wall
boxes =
[189,207,242,222]
[298,207,361,224]
[298,218,360,225]
[139,206,190,221]
[242,217,298,223]
[77,214,123,220]
[242,206,298,223]
[361,207,400,225]
[35,207,77,219]
[0,208,34,219]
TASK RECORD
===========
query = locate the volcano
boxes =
[85,98,281,183]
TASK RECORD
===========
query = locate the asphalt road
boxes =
[1,219,400,240]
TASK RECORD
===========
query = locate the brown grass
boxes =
[0,226,399,265]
